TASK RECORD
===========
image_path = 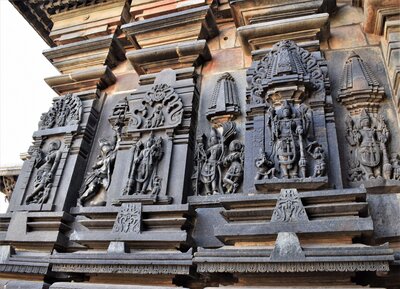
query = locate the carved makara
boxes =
[38,93,82,130]
[271,189,308,222]
[130,84,183,130]
[123,133,164,196]
[112,203,142,234]
[25,140,62,205]
[194,122,244,195]
[345,110,392,181]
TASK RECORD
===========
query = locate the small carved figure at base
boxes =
[26,140,62,205]
[222,140,244,194]
[255,149,276,180]
[151,176,162,196]
[78,128,121,207]
[391,154,400,180]
[306,142,326,177]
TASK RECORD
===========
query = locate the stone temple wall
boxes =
[1,0,400,288]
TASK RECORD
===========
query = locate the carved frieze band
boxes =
[197,261,389,273]
[52,264,190,275]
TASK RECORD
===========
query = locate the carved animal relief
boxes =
[38,93,82,130]
[129,84,183,130]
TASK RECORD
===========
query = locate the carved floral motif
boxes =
[112,203,141,234]
[271,189,308,222]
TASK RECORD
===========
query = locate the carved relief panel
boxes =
[336,52,400,190]
[193,71,245,196]
[9,90,102,212]
[244,40,340,193]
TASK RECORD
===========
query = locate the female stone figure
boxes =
[222,140,243,194]
[26,140,62,205]
[200,128,223,195]
[78,127,121,206]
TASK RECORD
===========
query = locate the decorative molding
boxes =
[271,189,308,222]
[197,261,390,273]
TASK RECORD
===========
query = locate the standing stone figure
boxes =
[255,148,276,180]
[222,140,244,194]
[78,126,121,206]
[391,154,400,180]
[134,134,163,195]
[26,140,62,205]
[192,136,207,195]
[200,128,223,195]
[307,143,326,177]
[269,101,309,179]
[345,110,390,180]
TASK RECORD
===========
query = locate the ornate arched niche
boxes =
[244,40,341,193]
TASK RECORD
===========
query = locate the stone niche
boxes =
[9,90,103,212]
[327,47,400,192]
[244,40,342,193]
[75,68,199,208]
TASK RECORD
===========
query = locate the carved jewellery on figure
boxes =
[345,109,391,181]
[25,140,62,205]
[194,122,244,195]
[123,133,164,196]
[78,112,125,207]
[130,83,183,130]
[38,93,82,130]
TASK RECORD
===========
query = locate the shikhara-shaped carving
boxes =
[123,133,164,196]
[130,84,183,130]
[38,93,82,130]
[271,189,308,222]
[264,100,324,179]
[112,203,142,234]
[26,140,62,205]
[193,122,244,195]
[78,124,123,207]
[207,73,240,123]
[345,110,391,181]
[248,40,325,105]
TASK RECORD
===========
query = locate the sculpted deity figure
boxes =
[78,126,121,206]
[134,134,163,195]
[391,154,400,180]
[123,134,163,196]
[200,128,223,195]
[268,101,309,179]
[222,140,244,194]
[345,110,390,180]
[145,104,165,128]
[26,140,62,205]
[191,136,207,195]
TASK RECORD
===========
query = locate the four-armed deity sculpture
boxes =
[345,109,391,181]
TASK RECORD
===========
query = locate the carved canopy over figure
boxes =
[345,109,391,180]
[26,140,62,205]
[38,93,82,130]
[78,126,122,206]
[267,101,311,179]
[123,133,164,196]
